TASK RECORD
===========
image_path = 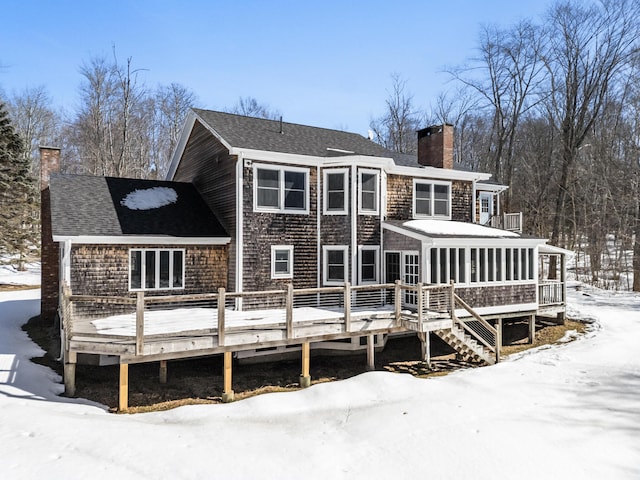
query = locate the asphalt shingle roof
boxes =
[193,109,419,167]
[49,174,228,238]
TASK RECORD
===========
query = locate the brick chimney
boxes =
[40,146,61,323]
[417,124,454,169]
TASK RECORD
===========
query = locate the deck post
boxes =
[366,334,375,371]
[119,363,129,412]
[344,282,351,332]
[286,283,294,339]
[159,360,167,384]
[63,350,77,397]
[418,332,431,368]
[222,350,234,403]
[135,291,144,356]
[394,280,402,324]
[495,320,502,363]
[416,283,424,331]
[217,287,225,347]
[528,315,536,344]
[559,253,567,324]
[299,342,311,388]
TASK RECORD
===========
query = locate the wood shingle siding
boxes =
[383,229,421,252]
[386,174,413,221]
[451,180,473,222]
[172,120,238,291]
[455,284,536,309]
[242,164,319,291]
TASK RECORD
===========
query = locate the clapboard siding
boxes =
[242,163,319,291]
[172,120,237,291]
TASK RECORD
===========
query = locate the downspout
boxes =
[236,152,244,304]
[472,180,477,224]
[380,170,387,283]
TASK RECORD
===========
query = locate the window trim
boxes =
[253,163,310,214]
[323,168,349,215]
[358,245,380,284]
[129,248,185,291]
[358,168,380,215]
[271,245,294,279]
[323,245,349,286]
[412,179,452,220]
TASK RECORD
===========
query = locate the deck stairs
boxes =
[435,323,496,365]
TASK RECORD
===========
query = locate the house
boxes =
[41,110,570,409]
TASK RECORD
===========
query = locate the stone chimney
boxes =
[417,124,454,169]
[40,146,61,323]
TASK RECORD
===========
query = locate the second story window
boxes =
[413,180,451,219]
[359,169,379,215]
[323,168,348,215]
[254,164,309,214]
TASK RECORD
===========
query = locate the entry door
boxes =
[385,252,419,308]
[480,193,493,225]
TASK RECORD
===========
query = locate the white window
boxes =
[358,246,379,284]
[359,169,379,215]
[254,164,309,213]
[323,168,348,215]
[271,245,293,279]
[129,249,185,291]
[413,180,451,219]
[323,246,349,285]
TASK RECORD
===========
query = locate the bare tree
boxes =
[370,74,422,154]
[543,0,640,256]
[227,96,280,120]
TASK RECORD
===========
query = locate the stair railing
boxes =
[450,285,500,363]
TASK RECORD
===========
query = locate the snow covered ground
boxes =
[1,282,639,479]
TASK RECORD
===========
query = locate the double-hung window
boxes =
[323,246,348,285]
[413,180,451,219]
[271,245,293,279]
[254,164,309,213]
[129,248,184,291]
[359,169,379,215]
[358,246,379,284]
[323,168,348,214]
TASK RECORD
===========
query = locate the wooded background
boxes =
[1,0,638,290]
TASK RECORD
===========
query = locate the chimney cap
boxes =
[39,145,61,151]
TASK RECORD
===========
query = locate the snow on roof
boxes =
[121,187,178,210]
[403,219,520,237]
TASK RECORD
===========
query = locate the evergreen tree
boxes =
[0,101,37,270]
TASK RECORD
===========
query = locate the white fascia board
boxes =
[455,303,539,318]
[538,243,575,257]
[230,148,322,167]
[477,182,509,193]
[389,164,491,182]
[52,235,231,245]
[429,237,543,248]
[166,111,197,180]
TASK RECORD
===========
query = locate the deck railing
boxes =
[539,281,564,305]
[488,212,523,233]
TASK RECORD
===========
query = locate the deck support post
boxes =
[222,351,234,403]
[217,287,226,346]
[528,315,536,344]
[299,342,311,388]
[63,350,77,397]
[416,283,424,329]
[495,320,502,363]
[119,363,129,412]
[418,332,431,368]
[366,334,375,371]
[159,360,167,384]
[135,291,144,355]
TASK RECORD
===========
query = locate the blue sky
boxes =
[1,0,550,135]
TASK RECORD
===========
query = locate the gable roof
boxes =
[192,109,417,166]
[49,174,229,242]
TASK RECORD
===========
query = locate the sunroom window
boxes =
[130,249,184,291]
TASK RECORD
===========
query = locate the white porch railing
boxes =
[539,281,564,305]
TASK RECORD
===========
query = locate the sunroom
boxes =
[382,219,567,320]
